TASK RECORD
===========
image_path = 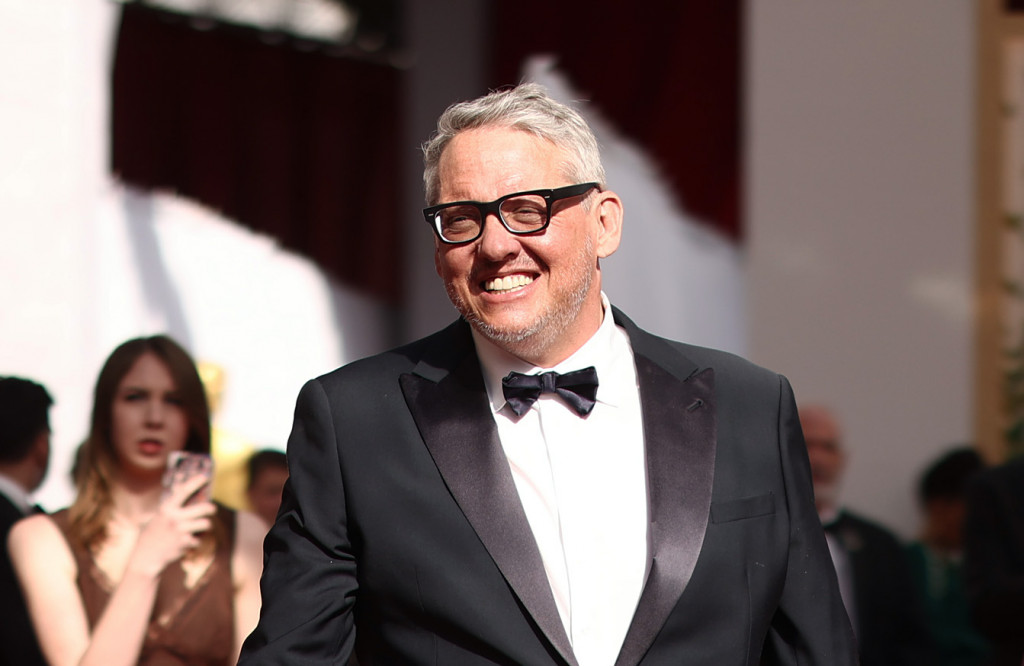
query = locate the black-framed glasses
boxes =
[423,182,600,245]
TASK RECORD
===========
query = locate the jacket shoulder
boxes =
[674,340,780,381]
[312,319,470,394]
[632,327,785,391]
[613,304,782,383]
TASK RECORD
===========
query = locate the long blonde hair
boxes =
[68,336,212,551]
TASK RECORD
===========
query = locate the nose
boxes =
[476,212,520,261]
[144,397,165,425]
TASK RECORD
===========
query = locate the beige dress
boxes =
[52,506,236,666]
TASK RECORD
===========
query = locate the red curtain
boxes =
[111,3,741,304]
[111,5,402,303]
[490,2,743,241]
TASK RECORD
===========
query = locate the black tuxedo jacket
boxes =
[825,510,932,666]
[0,492,46,666]
[240,310,857,665]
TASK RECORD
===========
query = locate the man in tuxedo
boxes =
[0,376,52,666]
[241,83,857,665]
[798,404,932,666]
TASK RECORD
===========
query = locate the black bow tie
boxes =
[501,367,599,417]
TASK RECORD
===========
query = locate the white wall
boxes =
[0,0,117,508]
[0,0,389,510]
[746,1,975,538]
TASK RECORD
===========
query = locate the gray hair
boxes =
[421,82,606,205]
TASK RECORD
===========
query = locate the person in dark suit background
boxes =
[240,83,856,665]
[799,403,933,666]
[0,376,53,666]
[245,448,288,527]
[963,454,1024,666]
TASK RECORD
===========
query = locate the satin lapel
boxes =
[400,339,577,666]
[613,317,716,666]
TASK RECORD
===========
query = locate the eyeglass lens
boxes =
[435,194,548,243]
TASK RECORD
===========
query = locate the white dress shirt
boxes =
[820,507,859,640]
[473,294,648,666]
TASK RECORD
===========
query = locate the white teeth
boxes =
[484,275,533,292]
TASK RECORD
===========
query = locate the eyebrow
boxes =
[119,385,179,395]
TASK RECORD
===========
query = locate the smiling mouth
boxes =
[483,275,534,293]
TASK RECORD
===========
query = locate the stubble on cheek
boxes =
[442,234,596,356]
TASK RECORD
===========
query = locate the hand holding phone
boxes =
[128,451,216,573]
[162,451,213,505]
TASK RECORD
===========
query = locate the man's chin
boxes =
[470,317,538,347]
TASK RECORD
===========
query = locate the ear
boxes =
[31,429,51,480]
[593,189,623,258]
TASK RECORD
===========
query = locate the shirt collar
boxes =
[0,473,32,514]
[473,292,636,415]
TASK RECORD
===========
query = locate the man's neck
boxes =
[473,293,623,415]
[0,465,33,493]
[0,470,33,513]
[489,292,609,369]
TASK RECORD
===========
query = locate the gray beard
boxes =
[446,236,596,360]
[461,273,592,355]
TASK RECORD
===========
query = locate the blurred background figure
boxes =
[199,361,258,512]
[0,376,52,666]
[963,455,1024,666]
[245,448,288,527]
[907,447,989,666]
[7,336,265,666]
[799,403,933,666]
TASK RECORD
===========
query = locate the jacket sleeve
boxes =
[238,378,357,665]
[761,376,859,665]
[0,509,48,665]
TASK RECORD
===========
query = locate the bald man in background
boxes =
[799,404,933,666]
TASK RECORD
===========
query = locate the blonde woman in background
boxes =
[9,335,264,666]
